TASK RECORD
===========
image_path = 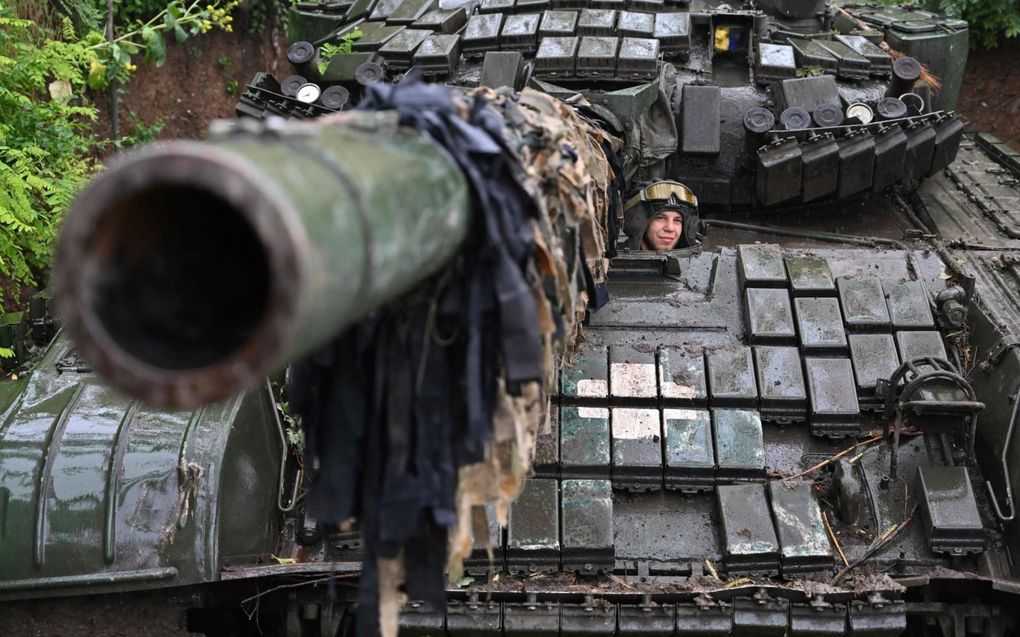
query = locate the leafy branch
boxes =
[83,0,239,88]
[316,28,364,75]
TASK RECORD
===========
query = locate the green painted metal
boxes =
[56,115,470,407]
[0,334,283,600]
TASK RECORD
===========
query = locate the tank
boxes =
[6,1,1020,636]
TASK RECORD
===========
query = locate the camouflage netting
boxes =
[293,83,621,637]
[447,86,620,577]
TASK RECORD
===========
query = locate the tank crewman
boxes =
[622,180,703,252]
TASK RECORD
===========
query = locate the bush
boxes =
[925,0,1020,49]
[0,13,99,299]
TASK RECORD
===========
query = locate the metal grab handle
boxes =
[986,385,1020,522]
[268,379,302,513]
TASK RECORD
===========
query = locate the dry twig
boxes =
[823,511,849,567]
[783,433,883,482]
[833,504,918,583]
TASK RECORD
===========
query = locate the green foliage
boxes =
[250,0,293,34]
[316,28,364,74]
[877,0,1020,48]
[82,0,239,89]
[114,111,166,150]
[55,0,104,31]
[225,78,240,94]
[0,13,98,295]
[925,0,1020,48]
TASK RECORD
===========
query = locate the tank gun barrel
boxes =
[54,115,470,408]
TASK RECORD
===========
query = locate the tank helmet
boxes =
[622,180,703,251]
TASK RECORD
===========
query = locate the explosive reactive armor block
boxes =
[576,36,618,77]
[756,43,796,81]
[754,346,808,422]
[501,13,542,53]
[560,406,611,479]
[663,408,714,491]
[611,408,663,491]
[739,244,787,288]
[560,479,615,572]
[884,280,935,330]
[577,9,617,35]
[412,7,467,32]
[794,297,847,354]
[713,408,765,482]
[507,478,559,573]
[768,480,833,574]
[757,138,803,206]
[539,9,577,34]
[806,358,860,437]
[534,36,579,76]
[848,333,900,410]
[682,85,721,155]
[717,483,780,574]
[618,37,659,80]
[387,0,436,25]
[785,255,835,297]
[745,288,796,345]
[706,347,758,408]
[658,346,708,405]
[464,14,504,55]
[654,12,690,56]
[800,133,840,202]
[610,344,657,400]
[617,10,653,37]
[838,276,891,333]
[413,34,462,75]
[872,124,909,192]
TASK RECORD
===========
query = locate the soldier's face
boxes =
[642,209,684,251]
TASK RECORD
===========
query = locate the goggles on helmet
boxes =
[623,180,698,214]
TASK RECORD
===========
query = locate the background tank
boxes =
[264,0,966,210]
[9,1,1020,637]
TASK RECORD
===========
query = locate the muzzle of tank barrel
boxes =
[55,121,470,408]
